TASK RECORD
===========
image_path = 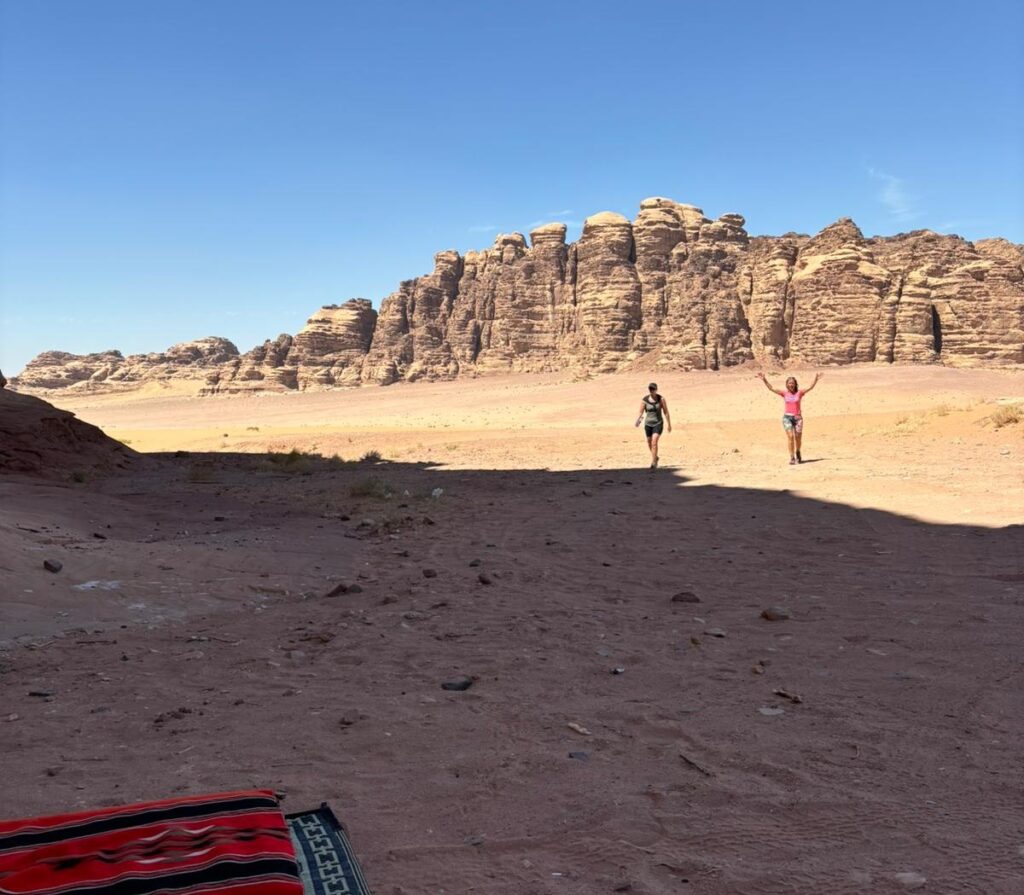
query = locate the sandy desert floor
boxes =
[2,365,1023,894]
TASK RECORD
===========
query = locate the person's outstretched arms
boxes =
[757,372,783,395]
[661,397,672,433]
[802,372,823,393]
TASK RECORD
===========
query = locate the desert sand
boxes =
[2,365,1023,894]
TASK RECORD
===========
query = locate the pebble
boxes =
[43,559,63,574]
[704,627,726,638]
[441,677,474,691]
[894,871,927,889]
[758,707,785,716]
[463,835,484,846]
[611,667,625,675]
[468,559,482,567]
[478,573,493,585]
[568,751,589,761]
[761,606,792,621]
[422,568,438,578]
[324,583,349,598]
[347,584,364,594]
[567,722,591,736]
[671,591,701,603]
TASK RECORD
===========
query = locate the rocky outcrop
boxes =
[206,299,378,392]
[14,199,1024,394]
[13,339,239,393]
[0,388,135,478]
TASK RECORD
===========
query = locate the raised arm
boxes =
[757,372,783,395]
[802,372,823,393]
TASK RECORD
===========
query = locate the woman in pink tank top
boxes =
[756,371,822,464]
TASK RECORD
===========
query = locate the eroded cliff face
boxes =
[13,198,1023,394]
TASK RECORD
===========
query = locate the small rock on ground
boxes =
[761,606,792,621]
[43,559,63,574]
[441,677,474,691]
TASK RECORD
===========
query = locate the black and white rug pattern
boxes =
[286,805,373,895]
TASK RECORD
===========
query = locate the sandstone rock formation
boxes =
[13,199,1023,394]
[13,338,239,393]
[0,388,135,477]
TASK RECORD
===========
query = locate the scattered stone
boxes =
[431,488,444,499]
[153,707,193,725]
[704,627,726,638]
[758,707,785,716]
[422,516,436,526]
[5,713,20,722]
[689,636,701,646]
[478,573,493,585]
[751,665,765,675]
[214,515,226,521]
[441,677,474,691]
[347,584,363,594]
[28,690,54,698]
[567,722,591,736]
[568,751,589,761]
[463,835,484,847]
[761,606,792,621]
[611,667,625,675]
[468,558,481,567]
[672,591,701,603]
[43,559,63,574]
[773,688,803,704]
[422,568,438,578]
[92,532,107,540]
[324,583,349,598]
[894,871,927,889]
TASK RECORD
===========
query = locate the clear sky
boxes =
[2,0,1022,375]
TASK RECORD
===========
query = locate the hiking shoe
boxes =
[796,451,802,463]
[789,457,797,465]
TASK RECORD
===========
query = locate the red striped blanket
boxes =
[0,790,303,895]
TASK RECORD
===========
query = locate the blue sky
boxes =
[2,0,1022,374]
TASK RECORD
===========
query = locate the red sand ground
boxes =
[2,366,1022,894]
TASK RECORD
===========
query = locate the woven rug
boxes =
[0,790,303,895]
[286,806,372,895]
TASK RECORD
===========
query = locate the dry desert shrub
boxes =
[266,448,314,473]
[988,405,1022,429]
[350,475,394,499]
[360,449,383,463]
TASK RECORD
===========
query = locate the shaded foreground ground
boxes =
[2,449,1023,894]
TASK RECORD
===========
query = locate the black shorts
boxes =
[645,423,664,437]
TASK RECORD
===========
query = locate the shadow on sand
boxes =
[5,449,1022,893]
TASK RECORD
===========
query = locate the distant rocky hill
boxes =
[12,198,1023,394]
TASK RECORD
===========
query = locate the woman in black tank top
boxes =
[635,382,672,469]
